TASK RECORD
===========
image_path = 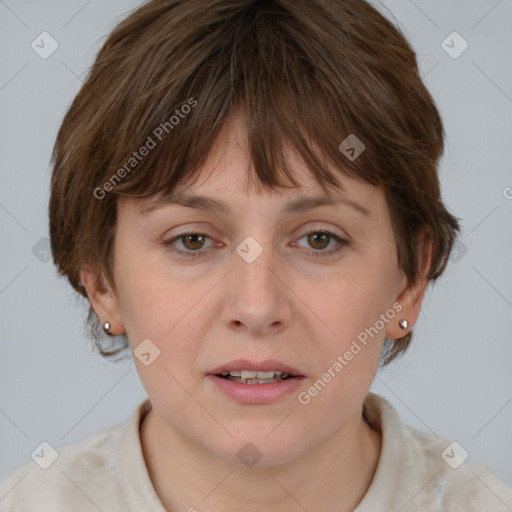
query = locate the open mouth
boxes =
[208,363,304,403]
[216,370,296,385]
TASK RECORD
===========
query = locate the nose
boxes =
[221,239,293,337]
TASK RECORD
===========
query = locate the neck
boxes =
[140,404,382,512]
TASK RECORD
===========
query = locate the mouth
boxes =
[209,359,304,382]
[215,370,296,384]
[207,360,306,404]
[207,358,305,400]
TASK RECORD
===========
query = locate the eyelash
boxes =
[163,229,348,260]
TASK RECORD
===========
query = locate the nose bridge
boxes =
[223,232,291,333]
[233,233,280,298]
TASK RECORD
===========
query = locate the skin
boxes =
[81,111,432,512]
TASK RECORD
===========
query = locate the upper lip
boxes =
[209,359,304,376]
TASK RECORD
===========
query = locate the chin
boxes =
[207,432,308,469]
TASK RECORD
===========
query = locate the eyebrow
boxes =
[140,191,371,218]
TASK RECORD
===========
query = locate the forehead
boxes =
[174,112,360,187]
[168,108,330,192]
[123,110,384,219]
[138,183,373,219]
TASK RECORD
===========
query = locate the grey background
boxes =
[1,0,511,493]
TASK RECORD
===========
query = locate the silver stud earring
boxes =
[399,319,408,331]
[103,321,113,336]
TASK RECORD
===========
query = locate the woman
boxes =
[1,0,511,510]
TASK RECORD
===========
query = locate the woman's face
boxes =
[89,113,426,466]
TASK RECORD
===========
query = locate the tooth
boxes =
[226,375,290,384]
[225,370,292,380]
[255,371,276,379]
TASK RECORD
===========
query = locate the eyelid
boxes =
[163,225,349,260]
[292,228,348,256]
[164,222,347,245]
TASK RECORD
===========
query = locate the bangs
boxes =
[96,0,398,205]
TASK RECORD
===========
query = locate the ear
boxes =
[79,266,125,335]
[385,226,433,340]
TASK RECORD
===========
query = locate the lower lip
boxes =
[207,375,305,404]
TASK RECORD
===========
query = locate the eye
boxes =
[164,233,214,259]
[163,229,349,260]
[294,229,348,258]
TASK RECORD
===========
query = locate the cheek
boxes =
[116,276,166,337]
[116,271,205,406]
[113,239,176,325]
[306,244,399,369]
[300,279,390,416]
[112,254,173,353]
[318,259,397,335]
[114,254,216,360]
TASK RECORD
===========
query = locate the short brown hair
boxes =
[49,0,461,365]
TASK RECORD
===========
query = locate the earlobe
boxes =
[79,267,125,335]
